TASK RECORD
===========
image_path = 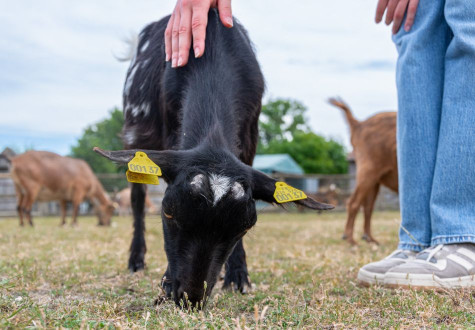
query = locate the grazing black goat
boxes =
[95,9,333,308]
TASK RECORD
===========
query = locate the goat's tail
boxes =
[114,33,139,62]
[327,97,359,133]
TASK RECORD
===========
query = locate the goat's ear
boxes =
[251,169,334,211]
[93,147,184,182]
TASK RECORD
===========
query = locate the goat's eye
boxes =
[163,212,173,219]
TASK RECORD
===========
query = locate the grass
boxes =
[0,211,473,328]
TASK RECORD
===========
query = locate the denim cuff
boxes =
[398,241,430,252]
[431,235,475,246]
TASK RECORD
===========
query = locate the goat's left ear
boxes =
[251,169,334,211]
[93,147,187,182]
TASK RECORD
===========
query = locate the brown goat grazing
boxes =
[115,187,157,216]
[329,97,398,245]
[10,151,115,226]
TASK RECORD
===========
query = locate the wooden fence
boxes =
[0,172,399,217]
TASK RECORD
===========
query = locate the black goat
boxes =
[95,9,333,308]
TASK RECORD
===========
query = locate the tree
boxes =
[258,99,309,150]
[70,108,124,173]
[258,99,348,174]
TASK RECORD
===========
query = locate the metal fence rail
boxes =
[0,172,398,217]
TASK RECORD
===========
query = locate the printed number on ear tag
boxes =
[126,170,159,185]
[273,182,307,203]
[126,151,162,185]
[128,151,162,175]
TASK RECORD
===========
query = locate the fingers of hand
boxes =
[164,12,175,62]
[177,0,193,67]
[171,6,181,68]
[392,0,409,34]
[375,0,389,23]
[218,0,233,27]
[405,0,419,31]
[191,5,209,58]
[385,0,399,25]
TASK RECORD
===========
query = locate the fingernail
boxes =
[194,47,200,58]
[404,25,411,32]
[225,17,233,27]
[177,56,183,67]
[165,53,170,62]
[172,57,177,68]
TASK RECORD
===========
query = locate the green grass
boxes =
[0,211,473,328]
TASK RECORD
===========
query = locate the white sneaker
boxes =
[357,249,417,285]
[384,244,475,289]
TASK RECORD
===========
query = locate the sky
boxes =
[0,0,399,155]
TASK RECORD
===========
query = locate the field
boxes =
[0,211,473,328]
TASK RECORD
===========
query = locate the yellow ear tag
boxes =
[273,182,307,203]
[126,170,159,185]
[126,151,162,185]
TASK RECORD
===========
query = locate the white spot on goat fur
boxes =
[209,174,231,205]
[130,102,151,117]
[140,40,150,53]
[124,65,138,97]
[190,174,206,189]
[230,182,245,199]
[190,174,245,205]
[123,129,136,145]
[141,59,150,69]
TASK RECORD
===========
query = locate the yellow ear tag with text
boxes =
[273,182,307,203]
[126,151,162,185]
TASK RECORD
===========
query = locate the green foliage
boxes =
[264,132,348,174]
[70,108,124,173]
[258,99,309,149]
[258,99,348,174]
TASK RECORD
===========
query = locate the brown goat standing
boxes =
[10,151,115,226]
[329,98,398,245]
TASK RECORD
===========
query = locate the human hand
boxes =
[375,0,420,34]
[165,0,233,68]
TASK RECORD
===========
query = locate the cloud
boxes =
[0,0,398,155]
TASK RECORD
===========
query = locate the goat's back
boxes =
[11,151,98,201]
[352,112,396,163]
[121,9,265,165]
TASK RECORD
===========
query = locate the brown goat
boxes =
[114,187,157,217]
[329,97,398,245]
[10,150,115,226]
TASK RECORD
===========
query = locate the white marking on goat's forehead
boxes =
[190,174,206,188]
[209,174,231,205]
[230,181,245,199]
[189,174,246,205]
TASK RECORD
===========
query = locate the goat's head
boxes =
[97,201,116,226]
[94,147,333,307]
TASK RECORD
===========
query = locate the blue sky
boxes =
[0,0,398,155]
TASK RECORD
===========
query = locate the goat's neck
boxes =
[180,84,238,153]
[91,182,111,207]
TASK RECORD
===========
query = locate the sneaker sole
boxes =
[384,272,475,290]
[357,268,385,286]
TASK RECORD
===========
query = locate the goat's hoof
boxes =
[341,234,348,240]
[128,262,145,273]
[362,234,379,245]
[223,270,251,294]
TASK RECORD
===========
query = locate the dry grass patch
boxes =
[0,211,473,328]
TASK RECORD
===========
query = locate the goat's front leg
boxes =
[223,239,251,293]
[129,183,147,272]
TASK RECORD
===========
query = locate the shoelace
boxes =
[417,244,444,263]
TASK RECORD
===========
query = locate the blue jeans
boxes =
[394,0,475,251]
